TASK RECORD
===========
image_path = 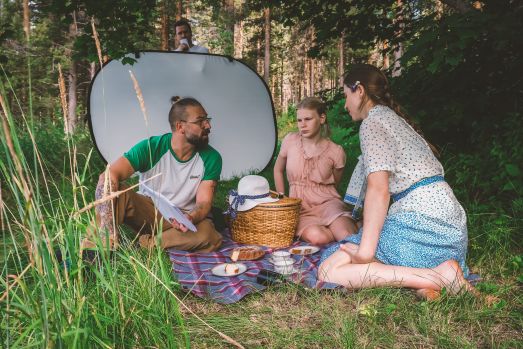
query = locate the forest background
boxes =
[1,0,522,348]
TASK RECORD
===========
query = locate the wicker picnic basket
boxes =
[229,195,301,248]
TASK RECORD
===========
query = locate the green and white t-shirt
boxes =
[124,133,222,211]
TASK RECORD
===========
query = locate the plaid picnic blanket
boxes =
[166,230,339,304]
[166,230,483,304]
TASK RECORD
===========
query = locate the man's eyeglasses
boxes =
[346,80,361,92]
[180,117,212,127]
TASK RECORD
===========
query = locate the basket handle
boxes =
[269,190,286,199]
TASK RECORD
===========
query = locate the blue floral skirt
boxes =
[320,211,469,276]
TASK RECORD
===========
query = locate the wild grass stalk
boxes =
[91,17,104,70]
[128,70,149,130]
[0,72,193,348]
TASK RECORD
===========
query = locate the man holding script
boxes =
[84,96,223,252]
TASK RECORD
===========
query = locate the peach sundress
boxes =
[279,132,351,236]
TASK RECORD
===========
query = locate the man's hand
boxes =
[169,213,193,233]
[177,38,190,51]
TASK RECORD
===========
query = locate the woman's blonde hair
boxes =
[296,97,331,138]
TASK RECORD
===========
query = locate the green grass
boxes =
[180,283,522,348]
[1,87,522,348]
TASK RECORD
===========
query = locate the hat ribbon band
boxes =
[225,190,271,219]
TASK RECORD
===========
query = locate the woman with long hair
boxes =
[318,64,475,299]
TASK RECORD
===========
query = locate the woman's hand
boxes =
[339,243,374,264]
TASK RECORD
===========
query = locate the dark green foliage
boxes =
[443,115,523,214]
[0,21,14,65]
[196,0,235,56]
[274,0,410,56]
[276,0,523,156]
[394,3,523,151]
[43,0,159,62]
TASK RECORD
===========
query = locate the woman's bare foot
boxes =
[432,260,478,296]
[416,288,441,301]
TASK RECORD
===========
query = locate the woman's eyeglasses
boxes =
[180,117,212,128]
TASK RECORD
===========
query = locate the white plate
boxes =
[288,246,320,255]
[211,263,247,277]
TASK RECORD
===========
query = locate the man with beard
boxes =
[173,18,209,53]
[85,97,222,252]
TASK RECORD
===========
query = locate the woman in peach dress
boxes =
[274,97,358,245]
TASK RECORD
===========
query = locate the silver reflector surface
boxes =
[88,52,277,180]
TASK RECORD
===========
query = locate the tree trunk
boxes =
[309,58,314,96]
[263,7,270,83]
[234,19,243,58]
[22,0,30,41]
[22,0,31,116]
[319,60,325,91]
[338,34,344,87]
[161,0,169,50]
[256,38,262,75]
[233,1,243,59]
[66,17,78,134]
[90,62,96,80]
[67,60,77,133]
[224,0,234,30]
[392,43,403,77]
[280,54,284,109]
[392,0,403,77]
[224,0,234,56]
[185,0,190,19]
[176,0,182,21]
[303,59,309,97]
[271,78,276,109]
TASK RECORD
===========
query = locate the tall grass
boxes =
[0,76,191,347]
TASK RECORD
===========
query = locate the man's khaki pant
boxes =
[109,189,222,252]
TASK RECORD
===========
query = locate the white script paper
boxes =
[140,182,197,232]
